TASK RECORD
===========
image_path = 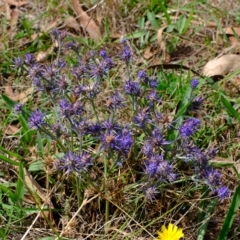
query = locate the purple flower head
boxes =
[50,29,67,41]
[99,49,108,58]
[120,40,132,64]
[72,63,88,79]
[142,141,154,157]
[101,119,119,132]
[28,64,43,79]
[142,185,159,202]
[87,123,102,135]
[147,90,160,102]
[191,78,199,89]
[151,128,170,147]
[188,96,204,112]
[145,162,158,177]
[73,101,84,115]
[13,57,24,68]
[149,78,158,88]
[124,80,142,96]
[28,110,45,129]
[53,58,66,69]
[75,152,93,171]
[24,53,35,65]
[42,65,55,79]
[100,131,116,150]
[133,108,151,128]
[216,186,230,200]
[179,118,201,137]
[59,98,73,117]
[105,91,125,110]
[156,161,174,180]
[14,103,23,114]
[203,168,221,188]
[114,128,133,154]
[137,70,148,82]
[100,57,114,71]
[55,151,92,175]
[90,64,106,79]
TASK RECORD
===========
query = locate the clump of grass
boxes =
[1,29,232,239]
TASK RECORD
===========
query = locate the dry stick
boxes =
[20,203,47,240]
[57,194,100,239]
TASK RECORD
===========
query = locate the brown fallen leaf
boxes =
[4,124,20,135]
[224,27,240,36]
[5,83,33,103]
[64,16,81,33]
[202,54,240,77]
[71,0,101,40]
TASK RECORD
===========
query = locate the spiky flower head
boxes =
[179,118,200,137]
[28,110,45,129]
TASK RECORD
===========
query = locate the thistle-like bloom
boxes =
[24,53,35,65]
[13,57,24,68]
[114,128,133,154]
[105,91,125,110]
[179,118,200,137]
[143,185,159,202]
[28,110,45,129]
[190,78,199,89]
[133,108,151,128]
[124,80,142,96]
[120,39,132,64]
[155,223,184,240]
[59,98,73,117]
[188,96,204,112]
[147,90,160,102]
[137,70,148,82]
[55,151,92,175]
[216,186,230,200]
[14,103,23,114]
[149,78,158,88]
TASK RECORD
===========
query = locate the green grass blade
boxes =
[220,94,240,121]
[197,198,218,240]
[1,93,16,108]
[0,153,19,166]
[15,160,25,203]
[0,145,23,160]
[0,183,17,202]
[217,184,240,240]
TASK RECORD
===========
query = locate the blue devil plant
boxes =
[13,29,229,206]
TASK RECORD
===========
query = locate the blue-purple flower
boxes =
[28,110,45,129]
[190,78,199,89]
[124,80,142,96]
[179,118,201,137]
[14,103,23,114]
[216,186,230,200]
[55,151,92,175]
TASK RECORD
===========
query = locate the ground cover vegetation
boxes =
[0,0,240,239]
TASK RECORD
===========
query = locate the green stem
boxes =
[104,154,109,226]
[90,99,100,123]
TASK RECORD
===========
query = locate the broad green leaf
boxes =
[147,11,160,29]
[0,183,16,202]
